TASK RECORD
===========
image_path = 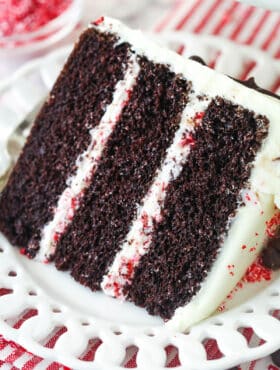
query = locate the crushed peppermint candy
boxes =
[218,257,272,311]
[243,257,272,283]
[92,16,104,26]
[0,0,72,38]
[266,212,280,238]
[194,111,205,124]
[180,133,195,147]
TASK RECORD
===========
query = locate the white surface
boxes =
[0,32,280,369]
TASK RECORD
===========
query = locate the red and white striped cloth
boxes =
[155,0,280,59]
[0,1,280,369]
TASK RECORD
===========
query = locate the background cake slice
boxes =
[0,17,280,332]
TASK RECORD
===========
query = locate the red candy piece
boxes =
[19,247,32,259]
[180,133,195,147]
[243,257,272,283]
[113,281,121,298]
[53,232,60,243]
[125,260,134,279]
[266,212,280,238]
[194,111,205,125]
[141,212,149,229]
[194,111,205,120]
[19,247,26,255]
[93,16,104,26]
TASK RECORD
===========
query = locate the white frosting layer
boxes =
[101,96,210,298]
[36,55,140,261]
[91,18,280,330]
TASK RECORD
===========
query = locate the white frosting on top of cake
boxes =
[101,95,210,298]
[36,54,140,261]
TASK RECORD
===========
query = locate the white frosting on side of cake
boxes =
[101,96,210,298]
[36,55,140,261]
[167,193,275,331]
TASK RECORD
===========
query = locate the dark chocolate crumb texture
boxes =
[0,17,280,332]
[0,29,130,254]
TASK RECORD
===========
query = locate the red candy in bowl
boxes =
[0,0,83,54]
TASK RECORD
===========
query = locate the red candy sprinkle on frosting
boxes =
[180,133,195,147]
[218,257,272,312]
[53,232,60,243]
[227,264,235,276]
[0,0,72,38]
[126,260,134,278]
[141,212,149,229]
[113,281,121,298]
[268,365,279,370]
[243,257,272,283]
[194,111,205,122]
[125,88,133,100]
[245,193,251,201]
[19,247,32,259]
[93,16,104,26]
[19,247,26,255]
[266,212,280,238]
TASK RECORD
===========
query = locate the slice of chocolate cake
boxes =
[1,17,280,332]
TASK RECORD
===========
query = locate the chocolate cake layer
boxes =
[0,29,129,254]
[54,58,190,290]
[126,97,269,319]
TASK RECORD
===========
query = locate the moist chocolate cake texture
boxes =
[0,29,130,254]
[0,17,280,332]
[54,58,190,290]
[127,98,268,318]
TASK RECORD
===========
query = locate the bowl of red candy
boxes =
[0,0,83,54]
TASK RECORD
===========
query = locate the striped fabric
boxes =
[0,0,280,368]
[155,0,280,60]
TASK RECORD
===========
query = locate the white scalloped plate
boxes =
[0,32,280,370]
